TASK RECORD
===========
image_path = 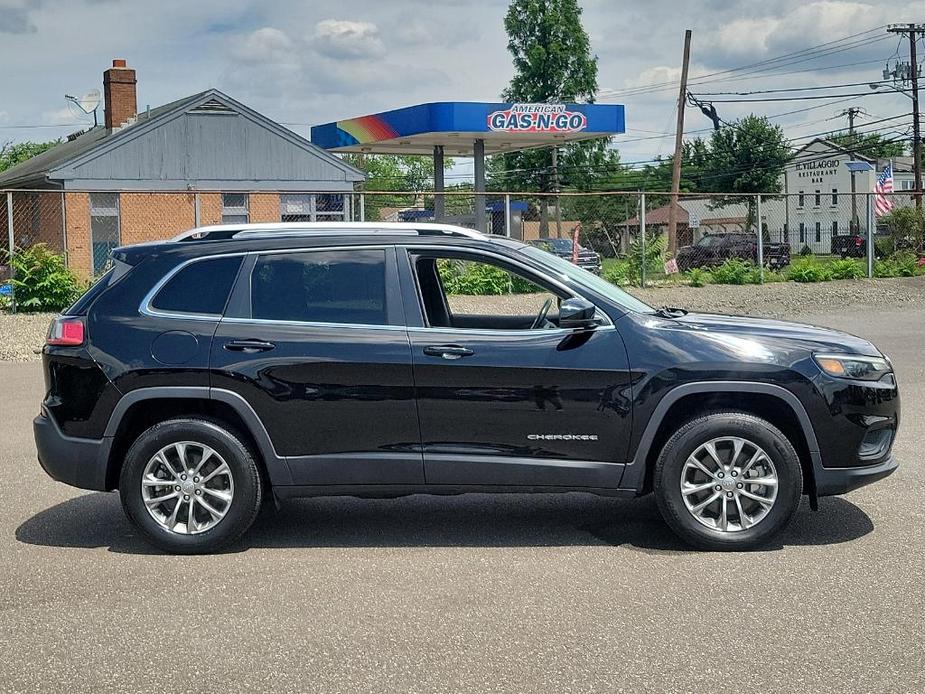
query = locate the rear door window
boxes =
[150,256,243,316]
[250,249,389,325]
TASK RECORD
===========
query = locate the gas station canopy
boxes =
[311,101,625,155]
[311,101,625,232]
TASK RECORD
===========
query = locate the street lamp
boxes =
[869,81,922,208]
[869,81,913,99]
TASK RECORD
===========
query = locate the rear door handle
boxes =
[224,339,276,353]
[423,345,474,360]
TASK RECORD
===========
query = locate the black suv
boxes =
[34,223,899,554]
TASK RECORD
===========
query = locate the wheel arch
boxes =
[101,387,292,490]
[621,381,821,501]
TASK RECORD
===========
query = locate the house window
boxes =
[799,222,805,243]
[831,189,838,205]
[798,191,805,208]
[901,180,915,191]
[279,194,347,222]
[832,220,838,236]
[315,194,346,219]
[89,192,120,275]
[815,221,821,243]
[814,190,821,207]
[221,193,249,224]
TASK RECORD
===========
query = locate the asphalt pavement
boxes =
[1,306,923,693]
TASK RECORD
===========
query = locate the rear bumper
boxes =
[34,410,111,491]
[814,455,898,496]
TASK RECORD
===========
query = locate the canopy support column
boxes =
[474,138,486,232]
[433,145,445,222]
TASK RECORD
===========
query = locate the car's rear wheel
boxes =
[119,418,262,554]
[654,412,802,550]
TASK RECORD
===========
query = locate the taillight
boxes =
[856,238,863,246]
[46,317,85,346]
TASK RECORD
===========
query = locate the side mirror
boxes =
[559,297,599,330]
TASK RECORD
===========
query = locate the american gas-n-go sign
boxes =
[487,103,588,133]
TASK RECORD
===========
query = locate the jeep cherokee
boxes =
[34,222,899,553]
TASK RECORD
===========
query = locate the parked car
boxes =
[675,233,791,271]
[35,222,898,553]
[528,238,602,274]
[831,233,866,258]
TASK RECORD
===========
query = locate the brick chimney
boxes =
[103,59,137,130]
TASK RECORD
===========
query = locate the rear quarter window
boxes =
[150,256,243,316]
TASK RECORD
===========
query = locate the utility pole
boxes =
[887,24,925,209]
[551,146,562,238]
[839,106,862,231]
[667,29,692,256]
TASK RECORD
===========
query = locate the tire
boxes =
[119,418,263,554]
[654,412,802,551]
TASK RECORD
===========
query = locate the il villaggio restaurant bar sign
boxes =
[487,103,588,133]
[795,158,840,180]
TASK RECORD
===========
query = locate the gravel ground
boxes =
[3,276,925,362]
[0,312,54,362]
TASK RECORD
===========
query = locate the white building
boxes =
[781,138,914,253]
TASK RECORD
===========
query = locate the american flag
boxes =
[875,162,894,217]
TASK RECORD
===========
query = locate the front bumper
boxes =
[813,454,898,496]
[34,410,111,491]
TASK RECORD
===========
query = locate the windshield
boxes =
[519,246,654,314]
[696,235,717,247]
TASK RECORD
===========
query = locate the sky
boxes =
[1,0,924,181]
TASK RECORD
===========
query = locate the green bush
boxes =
[828,258,865,280]
[437,258,537,295]
[684,267,711,287]
[627,233,666,284]
[890,250,921,277]
[874,237,894,259]
[710,259,759,285]
[2,244,84,312]
[787,257,832,283]
[602,260,631,286]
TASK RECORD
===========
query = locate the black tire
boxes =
[654,412,802,551]
[119,418,263,554]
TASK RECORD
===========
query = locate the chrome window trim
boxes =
[140,242,616,335]
[140,252,250,322]
[141,245,400,328]
[220,316,407,332]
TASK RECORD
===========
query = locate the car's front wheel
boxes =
[654,412,802,550]
[119,418,263,554]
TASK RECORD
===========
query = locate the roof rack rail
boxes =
[171,222,486,243]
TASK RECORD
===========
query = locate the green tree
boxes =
[828,131,906,160]
[493,0,603,235]
[692,115,791,228]
[341,153,453,221]
[0,140,61,173]
[698,115,790,195]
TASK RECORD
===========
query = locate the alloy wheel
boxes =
[680,436,778,533]
[140,441,235,535]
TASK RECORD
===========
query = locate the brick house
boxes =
[0,60,364,278]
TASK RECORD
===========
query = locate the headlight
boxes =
[814,353,891,381]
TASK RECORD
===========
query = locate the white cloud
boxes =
[310,19,384,60]
[233,27,294,65]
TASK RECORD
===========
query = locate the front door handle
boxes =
[423,345,474,360]
[224,339,276,353]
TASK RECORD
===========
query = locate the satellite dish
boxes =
[78,89,101,114]
[65,88,102,126]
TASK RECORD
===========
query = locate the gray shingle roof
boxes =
[0,89,362,187]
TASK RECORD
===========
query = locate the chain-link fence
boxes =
[2,188,923,310]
